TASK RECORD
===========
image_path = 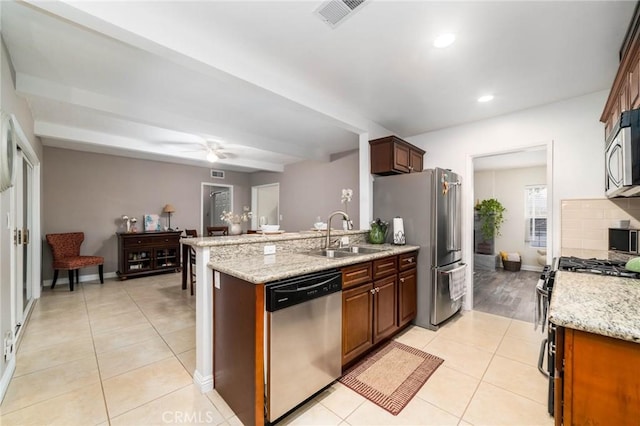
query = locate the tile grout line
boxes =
[81,281,115,426]
[455,317,513,424]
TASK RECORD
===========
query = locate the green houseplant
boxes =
[475,198,506,241]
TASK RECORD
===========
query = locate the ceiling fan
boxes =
[167,140,234,163]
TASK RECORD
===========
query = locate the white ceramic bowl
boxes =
[314,222,327,230]
[261,224,280,232]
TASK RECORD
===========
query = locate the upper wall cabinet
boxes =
[369,136,425,176]
[602,8,640,139]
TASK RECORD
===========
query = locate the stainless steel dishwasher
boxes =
[265,269,342,423]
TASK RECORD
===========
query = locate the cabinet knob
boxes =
[400,278,405,283]
[406,258,413,263]
[370,289,375,294]
[375,287,380,293]
[137,240,141,244]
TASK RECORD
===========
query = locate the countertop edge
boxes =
[208,244,420,284]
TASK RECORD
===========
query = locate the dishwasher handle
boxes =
[271,276,340,294]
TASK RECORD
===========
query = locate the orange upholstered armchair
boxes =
[46,232,104,291]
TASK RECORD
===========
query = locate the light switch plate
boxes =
[341,236,349,245]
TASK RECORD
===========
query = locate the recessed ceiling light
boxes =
[433,33,455,48]
[477,94,494,103]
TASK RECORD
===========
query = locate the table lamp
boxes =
[163,204,176,231]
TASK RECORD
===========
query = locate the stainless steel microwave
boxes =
[605,108,640,198]
[608,228,638,253]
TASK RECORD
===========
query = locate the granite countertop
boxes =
[549,271,640,343]
[208,243,420,284]
[180,229,365,247]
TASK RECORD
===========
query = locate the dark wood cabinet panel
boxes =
[116,231,181,279]
[342,262,372,289]
[373,275,398,343]
[341,252,417,368]
[342,283,374,365]
[370,136,425,176]
[398,251,418,271]
[556,327,640,426]
[631,58,640,109]
[372,256,398,280]
[398,267,417,327]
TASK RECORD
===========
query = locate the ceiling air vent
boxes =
[315,0,367,28]
[210,169,225,179]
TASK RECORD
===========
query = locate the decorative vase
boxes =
[369,222,388,244]
[230,223,242,235]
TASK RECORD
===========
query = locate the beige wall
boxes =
[475,166,547,269]
[42,147,251,279]
[250,150,360,232]
[561,198,640,258]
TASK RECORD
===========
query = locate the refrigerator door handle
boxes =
[447,180,462,252]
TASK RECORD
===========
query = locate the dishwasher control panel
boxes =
[265,269,342,312]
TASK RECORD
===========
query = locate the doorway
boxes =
[251,183,279,229]
[468,143,552,322]
[201,183,233,236]
[14,149,34,333]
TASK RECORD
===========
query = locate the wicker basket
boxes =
[503,259,521,272]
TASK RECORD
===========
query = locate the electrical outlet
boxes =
[341,236,349,246]
[264,245,276,255]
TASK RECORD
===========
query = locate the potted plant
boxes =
[475,198,506,241]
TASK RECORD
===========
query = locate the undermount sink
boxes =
[336,246,389,254]
[306,246,390,259]
[306,249,360,259]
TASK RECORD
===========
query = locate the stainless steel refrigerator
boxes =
[373,168,466,329]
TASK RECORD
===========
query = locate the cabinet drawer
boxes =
[372,256,398,280]
[342,262,372,290]
[122,236,156,248]
[399,251,418,271]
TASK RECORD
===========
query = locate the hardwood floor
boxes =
[473,269,540,323]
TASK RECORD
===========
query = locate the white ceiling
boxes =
[1,0,635,172]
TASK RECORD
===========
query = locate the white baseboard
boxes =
[0,356,16,405]
[193,370,213,393]
[42,271,118,287]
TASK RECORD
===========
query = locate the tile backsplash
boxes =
[561,198,640,258]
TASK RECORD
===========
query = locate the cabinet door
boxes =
[342,283,374,365]
[124,249,153,274]
[373,275,397,343]
[409,149,423,173]
[398,268,417,327]
[154,246,179,268]
[393,143,411,173]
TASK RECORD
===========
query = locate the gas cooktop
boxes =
[556,256,640,278]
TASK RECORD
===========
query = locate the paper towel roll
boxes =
[393,217,406,245]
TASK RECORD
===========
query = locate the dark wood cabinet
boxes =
[398,251,418,327]
[369,136,425,175]
[116,231,182,279]
[342,282,374,365]
[554,326,640,426]
[602,7,640,138]
[373,275,397,343]
[341,252,417,367]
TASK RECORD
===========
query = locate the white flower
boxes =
[341,188,353,204]
[220,206,253,224]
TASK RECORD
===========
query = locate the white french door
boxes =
[13,149,34,337]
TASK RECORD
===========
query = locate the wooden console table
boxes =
[116,231,182,280]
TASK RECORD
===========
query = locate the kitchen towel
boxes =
[448,264,467,301]
[393,217,406,245]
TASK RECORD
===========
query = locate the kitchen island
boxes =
[549,271,640,425]
[181,230,419,425]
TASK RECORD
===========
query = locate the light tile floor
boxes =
[0,274,554,425]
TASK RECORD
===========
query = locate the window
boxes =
[525,185,547,247]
